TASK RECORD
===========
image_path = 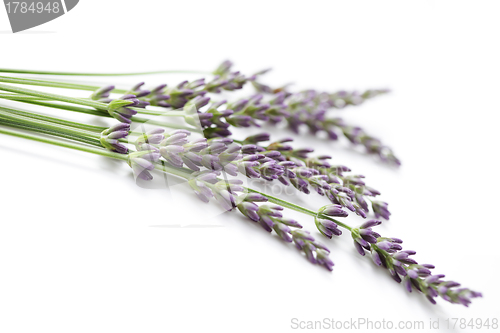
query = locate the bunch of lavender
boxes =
[0,65,482,307]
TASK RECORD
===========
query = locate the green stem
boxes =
[0,69,211,76]
[0,126,125,160]
[0,98,200,132]
[0,104,106,132]
[0,93,48,101]
[0,108,101,139]
[154,163,191,179]
[0,82,193,117]
[0,83,107,110]
[0,77,189,117]
[0,76,116,93]
[0,119,102,147]
[4,98,112,116]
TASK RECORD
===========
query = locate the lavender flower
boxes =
[134,128,165,151]
[161,80,207,109]
[90,85,114,102]
[123,83,151,108]
[127,150,161,180]
[292,230,334,271]
[126,82,151,98]
[320,204,349,218]
[242,133,271,144]
[107,95,140,123]
[315,204,350,238]
[145,84,171,107]
[315,218,343,238]
[213,60,233,76]
[348,221,482,306]
[208,60,254,92]
[372,200,391,220]
[100,123,130,154]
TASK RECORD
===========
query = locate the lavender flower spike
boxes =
[372,200,391,220]
[127,150,161,181]
[350,221,382,256]
[314,204,349,238]
[126,82,151,98]
[346,221,482,306]
[319,204,349,218]
[90,85,114,102]
[135,128,165,151]
[100,123,130,154]
[315,217,342,238]
[107,95,140,123]
[291,229,336,269]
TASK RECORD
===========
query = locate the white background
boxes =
[1,1,499,332]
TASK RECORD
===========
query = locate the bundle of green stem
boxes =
[0,63,480,306]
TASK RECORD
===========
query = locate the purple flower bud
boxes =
[390,269,402,283]
[371,250,382,266]
[214,189,236,211]
[316,249,334,271]
[425,274,445,284]
[196,171,220,183]
[107,97,139,123]
[407,270,419,279]
[372,200,391,220]
[90,85,115,100]
[238,161,261,178]
[359,229,378,244]
[127,82,150,98]
[291,229,315,242]
[100,124,130,154]
[355,194,369,212]
[213,60,233,76]
[360,220,382,229]
[259,215,274,232]
[353,241,366,256]
[315,218,342,238]
[403,276,413,293]
[237,202,260,222]
[280,218,302,228]
[445,281,461,288]
[376,241,392,251]
[164,133,189,146]
[243,133,270,144]
[319,205,349,217]
[241,144,259,154]
[127,150,160,181]
[273,223,292,242]
[227,115,253,127]
[302,243,317,264]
